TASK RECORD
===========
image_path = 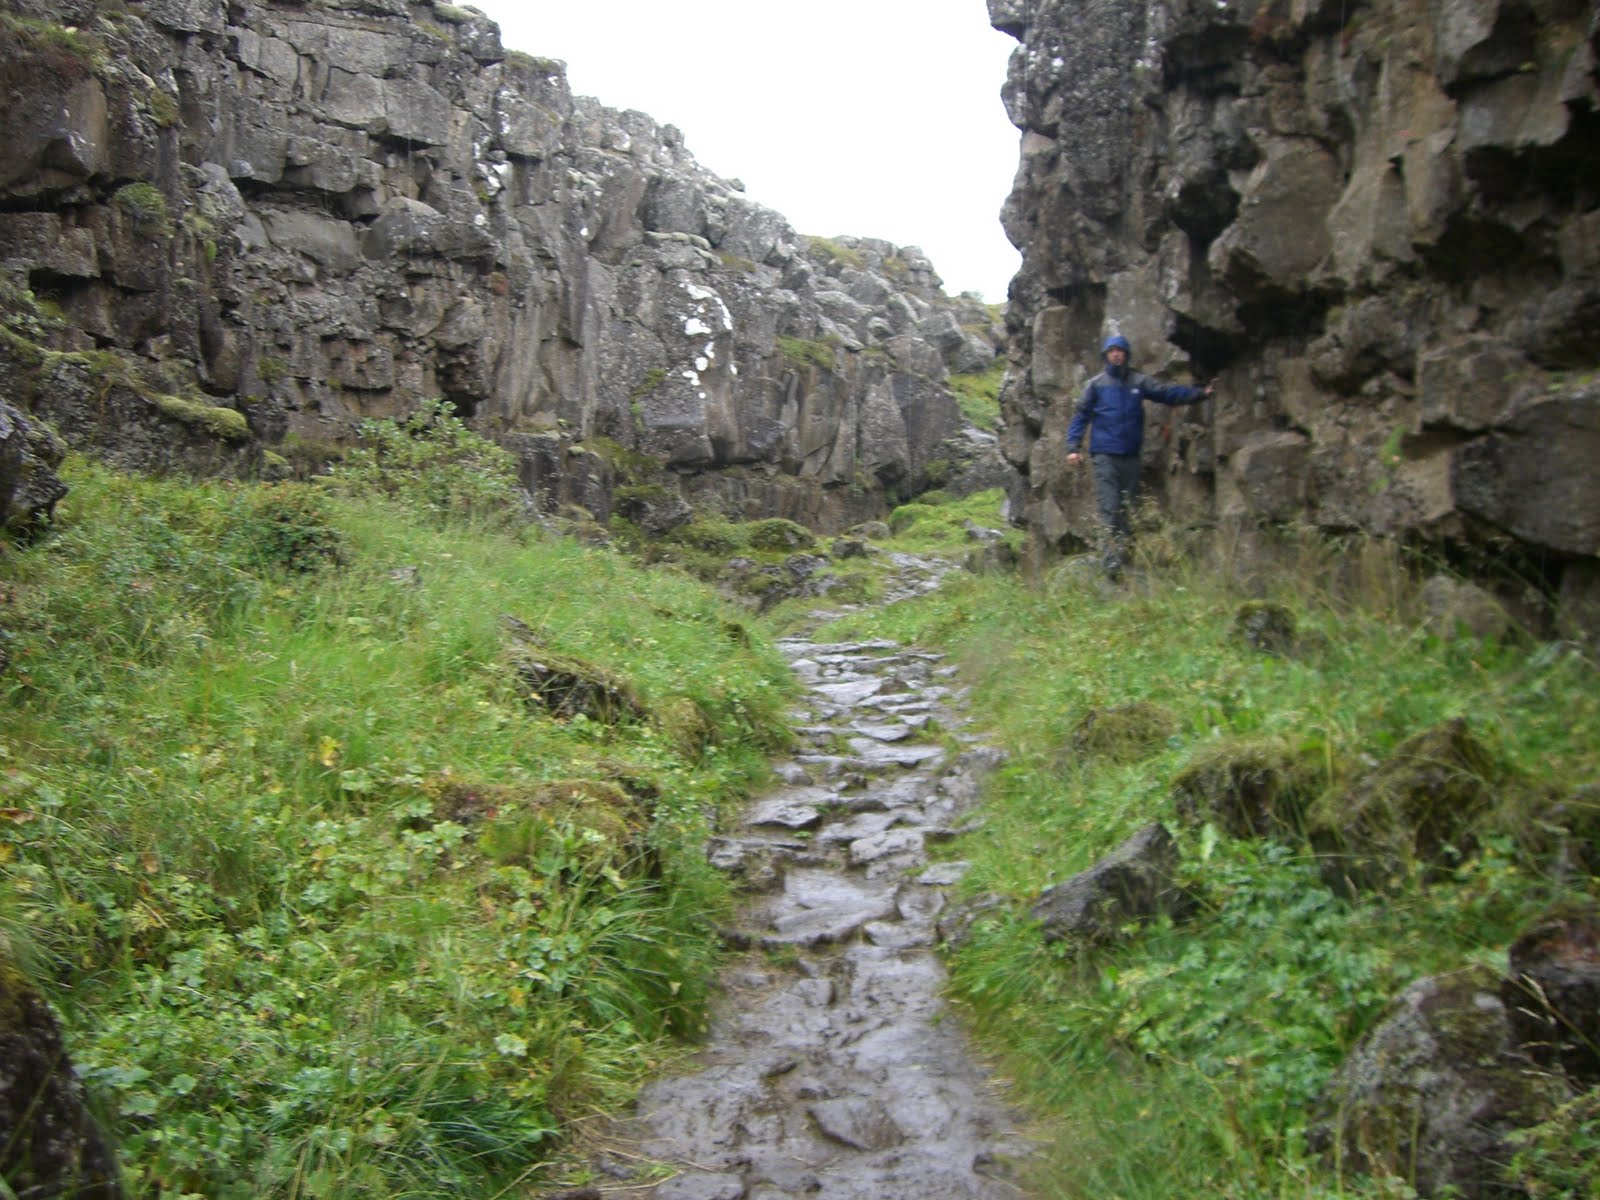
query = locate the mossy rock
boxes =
[444,778,654,873]
[666,519,742,555]
[509,647,644,724]
[1307,717,1503,893]
[1309,965,1566,1200]
[653,694,718,757]
[1233,600,1297,655]
[1171,734,1336,840]
[1065,701,1179,766]
[746,518,815,552]
[151,394,251,440]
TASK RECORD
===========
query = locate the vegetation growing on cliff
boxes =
[947,359,1005,430]
[0,424,794,1197]
[820,532,1598,1198]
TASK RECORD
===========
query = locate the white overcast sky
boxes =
[471,1,1023,302]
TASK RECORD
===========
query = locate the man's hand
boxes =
[1067,451,1083,467]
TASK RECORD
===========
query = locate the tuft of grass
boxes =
[776,335,840,372]
[111,182,172,235]
[321,399,523,529]
[803,235,867,273]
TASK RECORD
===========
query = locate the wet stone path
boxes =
[602,559,1031,1200]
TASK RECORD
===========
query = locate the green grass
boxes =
[818,534,1598,1198]
[0,447,796,1197]
[948,360,1005,430]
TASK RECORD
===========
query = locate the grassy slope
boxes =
[1,458,795,1198]
[818,529,1598,1198]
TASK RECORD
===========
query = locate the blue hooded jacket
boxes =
[1066,335,1207,457]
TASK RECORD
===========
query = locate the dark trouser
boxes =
[1091,452,1141,573]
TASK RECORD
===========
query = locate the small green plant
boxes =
[948,359,1006,429]
[230,483,344,573]
[776,335,839,372]
[632,367,669,399]
[323,400,522,529]
[1507,1089,1600,1197]
[803,236,867,272]
[111,182,172,235]
[145,87,179,127]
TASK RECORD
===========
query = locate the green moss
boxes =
[504,50,564,74]
[746,518,815,552]
[0,13,105,69]
[777,336,839,372]
[430,1,475,21]
[578,436,662,486]
[717,251,758,274]
[151,394,251,441]
[881,252,911,279]
[145,88,179,128]
[804,236,867,272]
[631,368,669,399]
[948,360,1006,430]
[112,183,171,235]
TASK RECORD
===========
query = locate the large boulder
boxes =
[1309,966,1565,1200]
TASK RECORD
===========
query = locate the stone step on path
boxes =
[603,621,1033,1200]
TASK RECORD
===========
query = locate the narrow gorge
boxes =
[1,2,1597,1198]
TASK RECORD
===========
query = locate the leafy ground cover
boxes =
[819,520,1599,1198]
[0,416,795,1197]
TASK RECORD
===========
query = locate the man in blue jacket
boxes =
[1065,334,1213,579]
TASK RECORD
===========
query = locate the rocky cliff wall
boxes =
[991,0,1599,631]
[0,0,1014,534]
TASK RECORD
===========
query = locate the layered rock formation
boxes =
[992,0,1599,631]
[0,0,1010,532]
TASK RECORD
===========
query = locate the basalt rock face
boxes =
[992,0,1600,628]
[0,0,1011,534]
